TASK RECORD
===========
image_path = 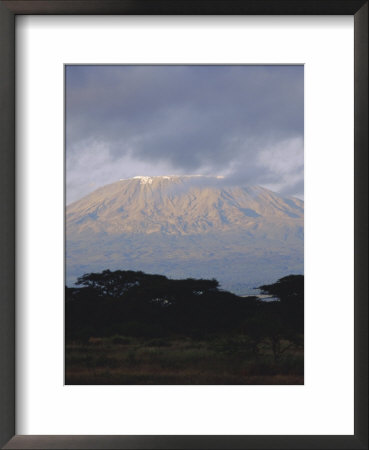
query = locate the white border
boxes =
[16,16,354,435]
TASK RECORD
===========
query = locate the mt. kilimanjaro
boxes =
[66,175,304,294]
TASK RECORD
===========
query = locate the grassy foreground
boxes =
[65,335,303,385]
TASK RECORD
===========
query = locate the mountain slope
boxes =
[67,175,303,236]
[66,176,303,293]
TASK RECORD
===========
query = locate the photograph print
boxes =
[65,65,304,385]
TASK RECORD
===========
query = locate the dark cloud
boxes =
[66,65,303,203]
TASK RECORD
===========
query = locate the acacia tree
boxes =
[68,270,226,338]
[258,275,304,361]
[259,275,304,305]
[75,270,162,298]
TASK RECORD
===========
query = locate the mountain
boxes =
[66,175,303,294]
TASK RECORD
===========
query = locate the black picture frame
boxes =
[0,1,367,449]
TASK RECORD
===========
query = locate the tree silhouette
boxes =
[76,270,167,298]
[258,275,304,360]
[67,269,304,352]
[259,275,303,305]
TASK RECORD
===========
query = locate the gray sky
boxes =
[66,65,304,204]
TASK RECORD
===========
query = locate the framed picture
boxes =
[64,63,305,386]
[0,1,367,449]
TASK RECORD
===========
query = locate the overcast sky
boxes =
[66,65,304,204]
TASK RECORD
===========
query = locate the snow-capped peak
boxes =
[133,176,153,184]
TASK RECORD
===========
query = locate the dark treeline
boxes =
[66,270,303,362]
